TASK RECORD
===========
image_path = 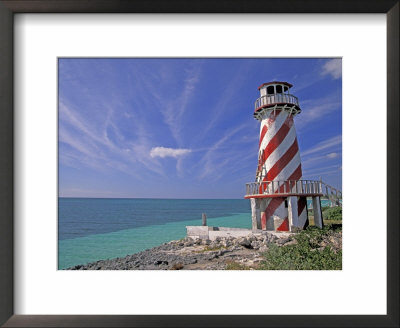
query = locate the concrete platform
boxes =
[186,226,294,241]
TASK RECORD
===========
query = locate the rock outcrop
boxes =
[69,230,341,270]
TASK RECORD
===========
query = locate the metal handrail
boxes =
[320,181,342,206]
[255,93,299,110]
[245,179,342,207]
[245,179,322,196]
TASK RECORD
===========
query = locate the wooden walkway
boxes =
[320,181,342,207]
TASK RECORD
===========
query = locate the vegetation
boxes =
[309,217,342,226]
[308,205,342,225]
[258,225,342,270]
[322,206,342,221]
[225,260,250,270]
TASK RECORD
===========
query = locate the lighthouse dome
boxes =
[258,81,292,96]
[254,81,301,119]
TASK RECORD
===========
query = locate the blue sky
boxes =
[58,58,342,199]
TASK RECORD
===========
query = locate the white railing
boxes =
[321,181,342,198]
[245,179,322,196]
[255,94,299,110]
[321,181,342,206]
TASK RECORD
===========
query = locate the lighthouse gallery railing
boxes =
[245,180,342,200]
[245,180,322,196]
[255,93,299,110]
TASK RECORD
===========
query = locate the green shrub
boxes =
[323,207,342,221]
[225,260,250,270]
[258,226,342,270]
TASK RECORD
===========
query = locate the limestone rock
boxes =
[238,238,251,247]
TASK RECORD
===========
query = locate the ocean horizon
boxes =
[58,197,253,269]
[58,197,332,269]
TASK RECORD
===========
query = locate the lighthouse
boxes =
[245,82,324,232]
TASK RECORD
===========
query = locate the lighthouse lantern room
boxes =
[245,81,324,232]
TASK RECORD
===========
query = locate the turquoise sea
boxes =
[58,198,252,269]
[58,198,333,269]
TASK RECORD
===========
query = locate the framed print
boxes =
[0,1,398,327]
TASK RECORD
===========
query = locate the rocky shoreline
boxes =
[69,229,342,270]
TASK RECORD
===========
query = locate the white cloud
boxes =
[198,123,250,179]
[302,135,342,157]
[303,164,341,175]
[150,147,192,158]
[326,152,338,158]
[321,59,342,79]
[59,101,166,177]
[301,137,342,180]
[195,61,254,140]
[296,97,341,129]
[161,63,202,144]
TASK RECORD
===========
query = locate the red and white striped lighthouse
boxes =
[245,82,323,232]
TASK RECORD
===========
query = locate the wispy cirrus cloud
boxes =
[198,123,251,179]
[302,165,342,179]
[161,62,203,145]
[301,135,342,180]
[58,58,342,197]
[321,58,342,79]
[60,187,127,198]
[196,62,254,140]
[59,100,166,178]
[296,95,341,129]
[301,135,342,157]
[150,147,192,158]
[290,59,341,94]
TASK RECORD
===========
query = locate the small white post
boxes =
[202,213,207,226]
[251,198,261,230]
[288,196,299,230]
[312,196,324,228]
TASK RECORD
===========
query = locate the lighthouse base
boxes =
[250,196,314,232]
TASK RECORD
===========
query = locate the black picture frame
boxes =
[0,1,398,327]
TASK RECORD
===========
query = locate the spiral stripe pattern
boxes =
[256,109,305,230]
